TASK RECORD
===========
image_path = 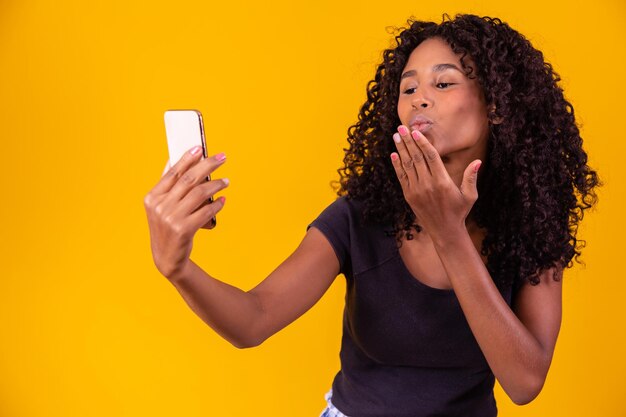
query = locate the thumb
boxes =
[460,160,481,201]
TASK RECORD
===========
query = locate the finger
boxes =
[186,196,226,231]
[168,153,227,203]
[152,146,204,195]
[460,160,481,201]
[392,133,413,182]
[398,125,425,178]
[390,152,409,186]
[393,128,417,183]
[412,129,447,178]
[409,129,432,179]
[176,178,230,216]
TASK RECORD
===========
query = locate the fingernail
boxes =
[391,153,399,161]
[474,161,482,173]
[215,153,226,162]
[219,196,226,204]
[398,126,408,135]
[190,146,202,155]
[411,130,420,140]
[223,178,230,186]
[393,133,401,143]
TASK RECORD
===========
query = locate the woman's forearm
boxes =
[168,260,264,349]
[432,229,553,405]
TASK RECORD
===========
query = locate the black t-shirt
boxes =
[308,196,513,417]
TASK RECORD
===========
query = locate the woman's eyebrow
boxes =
[400,70,417,80]
[400,63,463,80]
[432,63,463,73]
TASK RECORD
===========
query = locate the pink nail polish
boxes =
[411,130,420,140]
[391,153,399,161]
[393,133,401,143]
[190,146,202,155]
[215,153,226,162]
[398,126,408,135]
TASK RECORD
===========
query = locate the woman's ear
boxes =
[487,103,504,125]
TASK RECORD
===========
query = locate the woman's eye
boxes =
[403,87,416,94]
[436,82,454,89]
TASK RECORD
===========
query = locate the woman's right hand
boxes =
[143,146,229,280]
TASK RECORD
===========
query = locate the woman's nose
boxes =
[411,88,433,110]
[411,95,432,109]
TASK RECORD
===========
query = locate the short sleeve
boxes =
[307,197,352,275]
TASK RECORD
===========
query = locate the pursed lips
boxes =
[409,115,434,133]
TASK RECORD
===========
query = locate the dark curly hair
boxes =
[336,14,600,290]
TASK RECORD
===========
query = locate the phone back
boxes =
[164,110,206,166]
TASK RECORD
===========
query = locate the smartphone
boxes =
[164,109,216,229]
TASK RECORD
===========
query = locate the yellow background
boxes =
[1,0,624,415]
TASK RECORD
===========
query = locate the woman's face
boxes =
[397,37,490,165]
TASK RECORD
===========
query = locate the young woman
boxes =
[144,14,599,416]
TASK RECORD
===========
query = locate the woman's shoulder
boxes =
[313,195,394,246]
[309,195,395,276]
[312,195,368,226]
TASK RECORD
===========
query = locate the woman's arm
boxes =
[390,127,562,404]
[167,227,339,348]
[144,146,340,349]
[432,232,562,405]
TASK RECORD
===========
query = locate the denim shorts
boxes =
[319,389,350,417]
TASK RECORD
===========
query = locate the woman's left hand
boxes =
[390,125,482,243]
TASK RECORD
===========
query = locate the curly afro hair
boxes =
[336,14,600,290]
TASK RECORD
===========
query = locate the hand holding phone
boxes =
[164,109,216,229]
[144,110,228,279]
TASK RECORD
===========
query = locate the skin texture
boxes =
[397,37,490,182]
[144,15,590,408]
